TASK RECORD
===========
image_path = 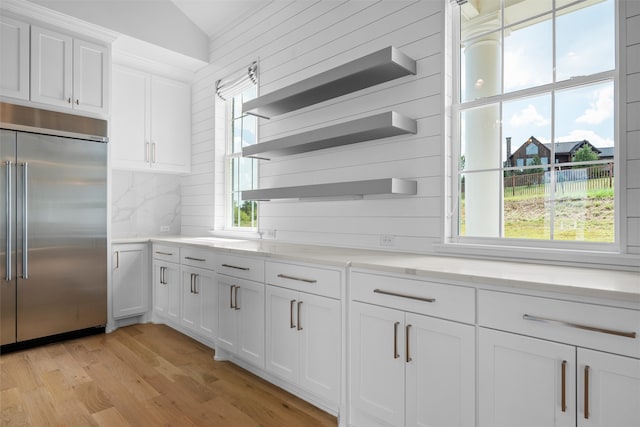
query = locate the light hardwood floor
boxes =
[0,324,338,426]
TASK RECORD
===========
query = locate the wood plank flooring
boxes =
[0,324,338,426]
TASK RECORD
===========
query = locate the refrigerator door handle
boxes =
[5,161,11,281]
[22,162,28,279]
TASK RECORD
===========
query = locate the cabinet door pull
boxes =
[393,321,400,359]
[114,251,119,269]
[406,324,412,363]
[277,273,317,284]
[374,289,436,303]
[75,99,80,105]
[160,266,165,285]
[297,301,303,331]
[229,285,235,308]
[222,264,250,271]
[5,161,11,281]
[185,256,206,262]
[145,142,150,162]
[584,365,590,419]
[234,286,240,310]
[190,273,194,293]
[523,314,637,339]
[561,360,567,412]
[155,251,173,256]
[151,142,157,163]
[290,300,296,328]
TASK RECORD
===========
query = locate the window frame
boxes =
[445,0,627,264]
[223,88,259,232]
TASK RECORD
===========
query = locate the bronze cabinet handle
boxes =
[290,300,296,329]
[297,301,303,331]
[393,321,400,359]
[584,365,590,419]
[234,286,240,310]
[561,360,567,412]
[406,324,412,363]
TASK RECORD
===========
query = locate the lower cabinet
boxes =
[152,259,180,322]
[265,284,341,407]
[217,274,265,367]
[181,265,217,339]
[350,301,475,427]
[479,328,640,427]
[264,260,343,409]
[478,289,640,427]
[112,243,149,319]
[152,245,181,323]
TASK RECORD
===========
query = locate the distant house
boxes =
[506,136,604,168]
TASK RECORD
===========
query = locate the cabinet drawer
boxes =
[265,261,341,299]
[152,244,180,263]
[216,253,264,282]
[351,271,475,324]
[180,247,216,270]
[478,290,640,358]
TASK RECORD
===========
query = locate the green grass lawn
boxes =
[460,187,614,242]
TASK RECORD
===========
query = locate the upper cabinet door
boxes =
[30,26,73,108]
[0,16,29,100]
[73,38,108,114]
[150,76,191,173]
[111,65,150,169]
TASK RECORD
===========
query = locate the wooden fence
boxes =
[503,163,614,197]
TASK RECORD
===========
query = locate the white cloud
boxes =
[557,129,614,147]
[509,104,550,127]
[576,86,614,125]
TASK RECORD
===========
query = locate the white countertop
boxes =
[113,236,640,303]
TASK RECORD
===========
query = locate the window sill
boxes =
[209,228,262,240]
[433,242,640,272]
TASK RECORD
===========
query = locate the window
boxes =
[226,87,258,229]
[455,0,616,245]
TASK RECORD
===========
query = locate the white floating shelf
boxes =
[242,178,417,201]
[242,111,417,159]
[242,46,416,119]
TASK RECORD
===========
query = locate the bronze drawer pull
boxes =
[523,314,636,339]
[277,273,317,284]
[374,289,436,303]
[222,263,250,271]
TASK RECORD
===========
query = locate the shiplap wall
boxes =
[183,0,640,256]
[184,0,443,252]
[626,0,640,254]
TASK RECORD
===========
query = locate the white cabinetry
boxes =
[0,16,29,100]
[111,65,190,173]
[152,245,180,322]
[112,243,149,319]
[30,25,108,114]
[215,254,265,367]
[478,290,640,427]
[349,271,476,427]
[179,247,217,339]
[265,261,342,409]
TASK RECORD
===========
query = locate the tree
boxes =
[572,145,599,163]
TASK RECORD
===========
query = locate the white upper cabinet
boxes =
[0,16,29,100]
[150,76,191,172]
[30,25,108,115]
[111,65,191,174]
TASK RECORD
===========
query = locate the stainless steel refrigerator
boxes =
[1,103,107,347]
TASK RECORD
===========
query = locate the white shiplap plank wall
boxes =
[626,0,640,254]
[183,0,640,256]
[184,0,444,252]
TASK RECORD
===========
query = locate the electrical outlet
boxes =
[380,234,395,247]
[160,225,170,232]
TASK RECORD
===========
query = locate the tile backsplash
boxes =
[111,171,181,238]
